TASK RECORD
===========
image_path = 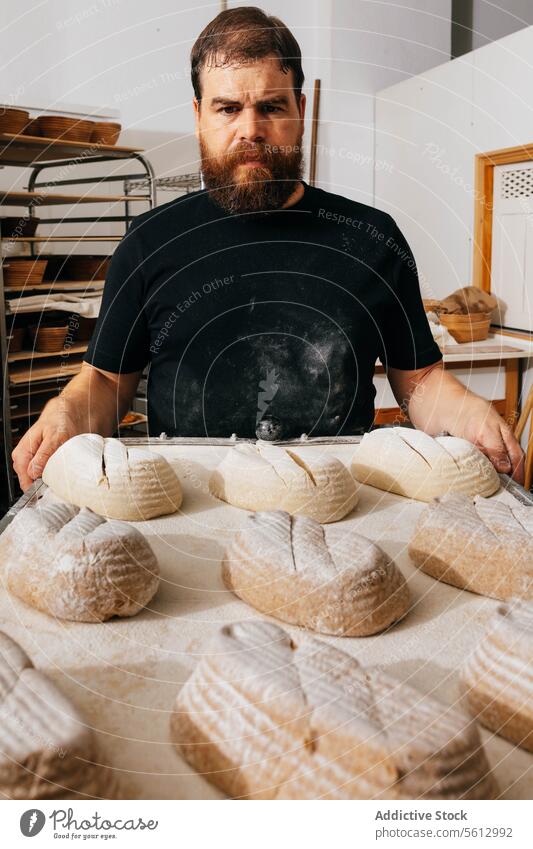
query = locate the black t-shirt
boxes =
[83,179,442,437]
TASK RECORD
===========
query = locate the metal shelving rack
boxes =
[123,173,201,431]
[0,130,156,512]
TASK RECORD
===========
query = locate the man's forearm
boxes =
[44,365,128,436]
[404,365,490,435]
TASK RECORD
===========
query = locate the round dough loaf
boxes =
[42,433,182,520]
[222,510,410,635]
[409,493,533,600]
[171,620,498,799]
[351,426,500,501]
[460,600,533,752]
[0,631,113,799]
[209,441,359,522]
[0,500,160,621]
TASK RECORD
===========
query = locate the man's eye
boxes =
[217,105,282,114]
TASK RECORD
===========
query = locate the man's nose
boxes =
[237,106,266,142]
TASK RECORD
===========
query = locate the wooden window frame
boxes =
[473,143,533,293]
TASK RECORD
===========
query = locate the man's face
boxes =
[194,56,306,214]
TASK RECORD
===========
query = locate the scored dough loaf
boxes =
[222,510,410,635]
[460,600,533,752]
[209,441,359,523]
[408,493,533,601]
[351,426,500,502]
[42,433,182,520]
[0,500,160,621]
[170,620,498,800]
[0,631,113,799]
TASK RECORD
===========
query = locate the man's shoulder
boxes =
[308,183,397,232]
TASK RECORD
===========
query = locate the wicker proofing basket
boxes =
[439,311,491,343]
[0,108,30,134]
[29,323,69,353]
[2,258,48,288]
[24,118,41,136]
[36,115,95,142]
[7,326,25,353]
[65,255,110,280]
[422,298,444,313]
[91,122,121,146]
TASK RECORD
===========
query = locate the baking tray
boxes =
[1,440,532,800]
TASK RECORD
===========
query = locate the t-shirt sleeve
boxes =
[378,220,443,371]
[83,219,150,373]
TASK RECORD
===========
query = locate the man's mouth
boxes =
[236,152,267,166]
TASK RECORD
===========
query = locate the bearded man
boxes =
[12,5,523,490]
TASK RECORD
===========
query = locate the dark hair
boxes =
[190,6,305,104]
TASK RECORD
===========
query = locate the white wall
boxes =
[375,24,533,302]
[0,0,452,202]
[313,0,451,204]
[0,1,329,251]
[375,24,533,450]
[472,0,533,50]
[0,2,66,111]
[0,1,327,185]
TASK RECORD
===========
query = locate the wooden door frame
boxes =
[473,143,533,293]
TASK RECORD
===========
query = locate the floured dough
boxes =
[351,427,500,501]
[460,600,533,752]
[0,500,160,621]
[408,493,533,600]
[42,433,183,520]
[0,631,113,799]
[171,621,498,799]
[222,510,410,635]
[209,441,358,522]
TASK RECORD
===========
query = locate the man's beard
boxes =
[199,134,305,217]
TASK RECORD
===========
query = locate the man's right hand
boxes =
[11,363,143,493]
[11,398,79,491]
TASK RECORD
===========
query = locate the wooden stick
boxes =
[309,79,321,187]
[514,384,533,441]
[525,426,533,491]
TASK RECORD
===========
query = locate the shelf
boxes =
[125,173,200,192]
[1,190,148,206]
[8,342,88,362]
[0,132,143,166]
[0,125,155,512]
[9,377,70,396]
[9,358,84,384]
[4,280,104,292]
[3,235,123,242]
[10,387,59,405]
[11,401,53,421]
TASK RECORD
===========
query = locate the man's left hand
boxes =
[388,364,526,486]
[458,401,525,484]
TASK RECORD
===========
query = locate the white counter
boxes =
[441,334,532,363]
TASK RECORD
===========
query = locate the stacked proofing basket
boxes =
[439,312,491,343]
[424,286,498,343]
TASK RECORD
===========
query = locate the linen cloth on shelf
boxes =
[6,291,102,317]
